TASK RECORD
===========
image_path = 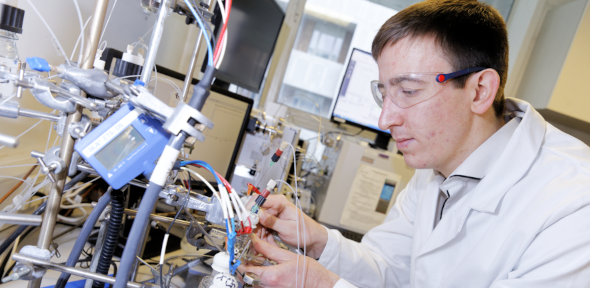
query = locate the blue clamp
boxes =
[133,79,145,87]
[227,230,237,274]
[26,57,51,72]
[230,259,241,275]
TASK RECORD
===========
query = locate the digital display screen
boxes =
[375,180,396,214]
[332,49,390,134]
[95,125,145,171]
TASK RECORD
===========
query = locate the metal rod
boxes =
[140,0,171,83]
[180,33,203,101]
[89,204,204,228]
[18,108,61,122]
[0,132,18,148]
[180,0,213,100]
[84,220,108,288]
[13,254,147,288]
[29,1,110,288]
[0,214,42,226]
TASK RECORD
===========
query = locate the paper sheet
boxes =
[340,163,401,231]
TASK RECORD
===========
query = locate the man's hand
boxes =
[252,195,328,259]
[239,234,340,288]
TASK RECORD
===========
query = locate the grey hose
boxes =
[113,65,216,288]
[54,187,113,288]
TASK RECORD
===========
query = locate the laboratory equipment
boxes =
[0,0,305,287]
[312,137,415,236]
[74,102,171,190]
[331,48,392,149]
[229,110,301,194]
[154,66,254,182]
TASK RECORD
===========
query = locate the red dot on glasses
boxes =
[437,75,445,82]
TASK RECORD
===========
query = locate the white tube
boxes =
[72,0,84,67]
[26,0,71,66]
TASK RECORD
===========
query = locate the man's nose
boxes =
[378,97,403,131]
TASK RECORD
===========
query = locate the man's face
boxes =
[377,36,474,172]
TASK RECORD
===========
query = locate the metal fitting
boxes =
[243,272,261,287]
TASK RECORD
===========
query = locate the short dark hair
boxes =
[372,0,508,116]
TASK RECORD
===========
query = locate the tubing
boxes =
[54,187,112,288]
[113,66,217,288]
[92,190,125,288]
[0,172,90,257]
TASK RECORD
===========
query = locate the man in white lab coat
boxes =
[240,0,590,287]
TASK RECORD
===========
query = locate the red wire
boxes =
[187,163,249,233]
[213,0,233,65]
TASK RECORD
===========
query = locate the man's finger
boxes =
[258,208,284,231]
[249,233,295,264]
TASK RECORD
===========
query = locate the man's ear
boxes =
[470,69,500,115]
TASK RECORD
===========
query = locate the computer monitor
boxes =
[331,49,389,137]
[154,66,253,182]
[203,0,285,92]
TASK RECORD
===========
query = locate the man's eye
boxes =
[402,90,419,96]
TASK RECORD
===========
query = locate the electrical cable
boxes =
[72,0,84,67]
[93,190,125,288]
[213,0,232,65]
[114,65,216,288]
[214,0,228,69]
[159,183,190,288]
[0,165,37,205]
[25,0,71,66]
[275,142,306,288]
[182,0,214,66]
[99,0,119,44]
[54,187,113,288]
[70,16,91,62]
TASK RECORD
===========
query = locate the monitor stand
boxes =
[371,133,390,150]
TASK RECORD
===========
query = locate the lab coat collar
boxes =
[450,117,520,180]
[417,98,546,257]
[468,98,546,213]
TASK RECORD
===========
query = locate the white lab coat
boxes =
[318,98,590,288]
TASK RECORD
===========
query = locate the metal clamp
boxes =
[68,114,92,139]
[162,102,213,142]
[31,147,66,183]
[128,85,214,142]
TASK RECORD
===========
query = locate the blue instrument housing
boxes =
[75,103,171,189]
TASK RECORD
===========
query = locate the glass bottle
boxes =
[0,29,19,100]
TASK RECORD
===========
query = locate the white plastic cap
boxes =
[122,44,145,66]
[279,141,289,151]
[93,49,105,70]
[266,179,277,190]
[211,273,237,288]
[211,253,231,274]
[242,212,259,229]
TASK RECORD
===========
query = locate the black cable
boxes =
[160,180,191,288]
[92,190,125,288]
[111,261,118,278]
[0,226,36,278]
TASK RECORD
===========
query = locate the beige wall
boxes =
[548,5,590,122]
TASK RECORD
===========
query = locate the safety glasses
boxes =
[371,67,486,108]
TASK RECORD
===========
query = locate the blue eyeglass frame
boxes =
[436,67,487,83]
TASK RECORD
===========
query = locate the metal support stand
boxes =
[14,254,148,288]
[140,0,171,84]
[180,0,213,101]
[27,1,110,288]
[131,0,171,280]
